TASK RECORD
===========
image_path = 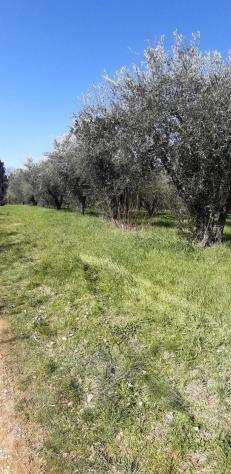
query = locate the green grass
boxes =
[1,205,231,473]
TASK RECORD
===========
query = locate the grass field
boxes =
[1,205,231,473]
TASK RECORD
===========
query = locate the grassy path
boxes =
[0,205,231,472]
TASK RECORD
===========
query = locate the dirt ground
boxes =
[0,319,37,474]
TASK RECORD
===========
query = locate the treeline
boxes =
[0,160,7,205]
[7,34,231,246]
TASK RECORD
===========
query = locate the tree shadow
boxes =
[224,216,231,243]
[149,213,176,229]
[151,219,176,229]
[224,234,231,242]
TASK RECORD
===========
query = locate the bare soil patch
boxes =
[0,319,38,474]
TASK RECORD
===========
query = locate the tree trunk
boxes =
[199,226,213,247]
[54,198,62,210]
[195,207,213,247]
[214,192,231,243]
[146,200,156,217]
[110,197,119,219]
[31,196,37,206]
[214,210,227,243]
[80,196,86,215]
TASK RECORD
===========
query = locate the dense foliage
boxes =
[0,159,7,205]
[7,34,231,245]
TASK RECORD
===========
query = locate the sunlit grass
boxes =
[1,205,231,472]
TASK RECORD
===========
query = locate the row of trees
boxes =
[0,160,7,205]
[7,34,231,246]
[8,142,171,215]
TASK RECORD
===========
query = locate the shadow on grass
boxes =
[0,334,30,345]
[224,234,231,243]
[149,213,176,229]
[121,212,176,228]
[151,219,176,229]
[0,241,23,253]
[224,216,231,243]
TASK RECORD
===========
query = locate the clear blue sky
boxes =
[1,0,231,168]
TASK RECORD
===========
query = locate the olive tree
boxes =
[7,169,27,203]
[36,158,67,210]
[7,159,42,205]
[74,96,164,219]
[0,160,7,205]
[47,134,89,214]
[104,34,231,245]
[23,158,41,205]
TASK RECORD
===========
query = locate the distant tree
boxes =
[0,160,8,205]
[7,168,29,204]
[23,158,40,205]
[7,159,41,205]
[47,134,89,214]
[139,171,173,217]
[36,158,66,210]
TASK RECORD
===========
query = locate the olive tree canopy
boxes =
[101,33,231,244]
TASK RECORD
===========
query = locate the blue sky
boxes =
[1,0,231,168]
